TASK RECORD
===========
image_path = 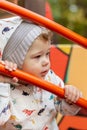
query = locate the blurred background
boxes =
[0,0,87,44]
[49,0,87,44]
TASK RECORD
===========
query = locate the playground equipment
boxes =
[0,0,87,48]
[0,0,87,109]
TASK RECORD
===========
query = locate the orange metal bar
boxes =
[0,63,87,109]
[0,0,87,48]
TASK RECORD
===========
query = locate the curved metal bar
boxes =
[0,0,87,48]
[0,64,87,109]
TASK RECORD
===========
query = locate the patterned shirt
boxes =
[0,70,80,130]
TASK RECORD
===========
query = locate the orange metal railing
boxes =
[0,63,87,109]
[0,0,87,109]
[0,0,87,48]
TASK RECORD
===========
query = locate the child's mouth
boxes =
[41,70,48,77]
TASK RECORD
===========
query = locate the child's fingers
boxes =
[64,85,70,98]
[71,90,80,103]
[10,77,19,86]
[64,85,83,103]
[0,60,5,65]
[4,60,12,71]
[73,91,83,103]
[0,74,18,84]
[0,60,18,85]
[12,77,18,83]
[4,60,17,71]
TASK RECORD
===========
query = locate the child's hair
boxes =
[32,27,53,47]
[2,21,52,69]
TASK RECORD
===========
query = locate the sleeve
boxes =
[46,70,81,115]
[0,83,11,125]
[56,99,81,115]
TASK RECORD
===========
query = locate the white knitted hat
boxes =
[0,17,47,69]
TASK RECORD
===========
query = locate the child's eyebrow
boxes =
[31,48,50,57]
[31,51,43,57]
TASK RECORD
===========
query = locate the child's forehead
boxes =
[29,37,51,51]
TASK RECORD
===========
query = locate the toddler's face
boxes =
[22,38,51,79]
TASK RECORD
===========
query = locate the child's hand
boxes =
[2,60,17,71]
[64,85,82,104]
[0,60,18,84]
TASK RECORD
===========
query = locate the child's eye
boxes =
[46,52,50,56]
[34,55,41,58]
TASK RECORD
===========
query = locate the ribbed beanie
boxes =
[2,21,46,69]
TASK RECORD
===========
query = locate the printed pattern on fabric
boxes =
[0,16,22,60]
[0,70,80,130]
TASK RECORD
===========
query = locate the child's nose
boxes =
[42,57,49,66]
